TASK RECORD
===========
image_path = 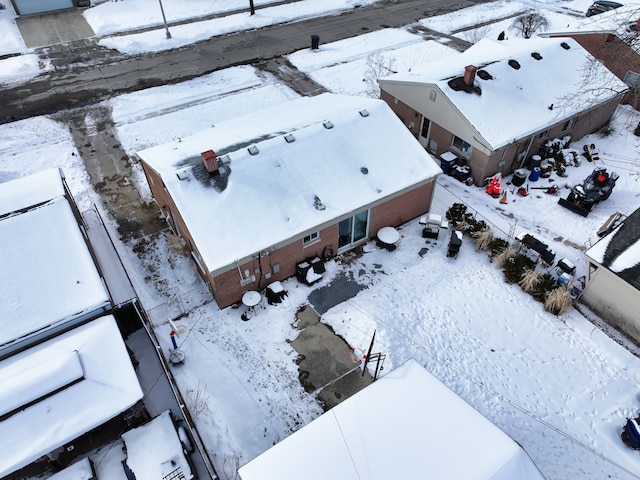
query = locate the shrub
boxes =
[488,237,510,259]
[532,273,558,302]
[544,287,573,315]
[503,253,535,284]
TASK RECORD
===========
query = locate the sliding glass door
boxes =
[338,210,369,250]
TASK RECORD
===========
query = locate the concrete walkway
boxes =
[292,305,372,410]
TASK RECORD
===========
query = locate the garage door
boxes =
[14,0,74,15]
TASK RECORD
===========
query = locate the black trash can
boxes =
[512,169,527,187]
[311,35,320,50]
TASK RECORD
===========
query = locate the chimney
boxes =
[201,150,220,175]
[464,65,477,86]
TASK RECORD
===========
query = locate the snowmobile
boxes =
[622,417,640,450]
[558,167,618,217]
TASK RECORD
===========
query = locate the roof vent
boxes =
[313,195,326,211]
[361,167,369,174]
[531,52,542,60]
[359,109,369,117]
[323,120,334,129]
[508,59,521,70]
[284,134,295,143]
[248,146,259,155]
[560,42,570,50]
[176,170,189,181]
[477,70,493,80]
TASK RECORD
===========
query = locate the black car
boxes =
[586,1,623,16]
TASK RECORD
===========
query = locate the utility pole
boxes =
[158,0,172,39]
[249,0,255,15]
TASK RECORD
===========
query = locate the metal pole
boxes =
[158,0,172,39]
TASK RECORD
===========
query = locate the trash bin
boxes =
[512,169,527,187]
[439,151,457,174]
[530,154,542,169]
[311,35,320,50]
[529,166,541,182]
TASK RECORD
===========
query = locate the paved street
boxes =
[0,0,484,122]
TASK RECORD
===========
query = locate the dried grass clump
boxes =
[519,269,541,293]
[474,229,494,252]
[494,248,514,268]
[544,287,573,315]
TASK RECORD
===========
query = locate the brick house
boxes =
[378,37,628,186]
[542,9,640,109]
[138,94,442,308]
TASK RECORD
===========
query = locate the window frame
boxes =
[623,70,640,87]
[562,117,577,132]
[302,231,320,247]
[451,135,473,157]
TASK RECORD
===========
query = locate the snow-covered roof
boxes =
[48,457,94,480]
[0,315,143,477]
[122,410,193,480]
[585,207,640,289]
[238,359,545,480]
[138,93,441,274]
[0,169,110,350]
[380,37,628,150]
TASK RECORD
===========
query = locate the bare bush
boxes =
[363,53,397,98]
[461,25,491,44]
[186,381,209,416]
[519,269,541,293]
[544,287,573,315]
[494,247,514,268]
[510,12,550,39]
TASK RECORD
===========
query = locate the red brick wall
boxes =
[563,33,637,107]
[379,91,421,138]
[370,182,434,234]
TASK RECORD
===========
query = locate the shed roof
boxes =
[585,207,640,290]
[138,93,441,275]
[379,37,628,150]
[0,315,143,477]
[238,359,545,480]
[0,169,110,351]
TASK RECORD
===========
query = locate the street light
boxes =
[158,0,171,39]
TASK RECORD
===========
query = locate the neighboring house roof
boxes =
[0,315,143,477]
[122,410,194,480]
[585,207,640,290]
[379,37,628,151]
[238,359,545,480]
[138,93,441,275]
[573,4,640,39]
[0,169,110,353]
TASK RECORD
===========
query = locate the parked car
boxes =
[586,1,623,16]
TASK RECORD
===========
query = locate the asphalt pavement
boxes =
[0,0,483,122]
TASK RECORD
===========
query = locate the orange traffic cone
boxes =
[500,190,508,204]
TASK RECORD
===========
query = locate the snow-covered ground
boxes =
[3,1,640,479]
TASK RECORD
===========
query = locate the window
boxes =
[562,117,577,132]
[420,118,430,138]
[303,231,319,246]
[624,70,640,87]
[429,90,437,102]
[538,130,549,139]
[451,135,473,156]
